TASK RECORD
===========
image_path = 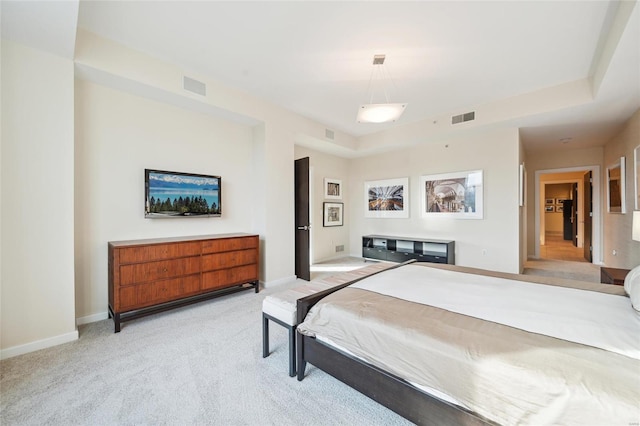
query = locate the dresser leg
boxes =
[114,313,121,333]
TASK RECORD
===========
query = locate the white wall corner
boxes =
[76,312,109,326]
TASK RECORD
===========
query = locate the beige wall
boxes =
[74,80,257,322]
[349,127,521,274]
[603,108,640,268]
[294,146,350,263]
[1,40,77,357]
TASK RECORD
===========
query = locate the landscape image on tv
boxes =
[145,169,221,218]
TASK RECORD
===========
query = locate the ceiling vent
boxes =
[325,129,335,140]
[452,111,475,125]
[183,76,206,96]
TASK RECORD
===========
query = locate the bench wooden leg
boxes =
[262,313,269,358]
[288,324,296,377]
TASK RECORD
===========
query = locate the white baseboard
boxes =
[0,330,79,360]
[76,312,109,326]
[263,275,297,289]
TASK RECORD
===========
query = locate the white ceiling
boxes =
[3,1,640,155]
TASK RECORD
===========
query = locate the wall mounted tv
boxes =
[145,169,221,218]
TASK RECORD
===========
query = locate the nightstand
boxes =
[600,267,630,286]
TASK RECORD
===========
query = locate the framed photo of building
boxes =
[364,177,409,218]
[323,202,343,227]
[324,178,342,200]
[420,170,483,219]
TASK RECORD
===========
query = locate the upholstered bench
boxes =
[262,261,398,376]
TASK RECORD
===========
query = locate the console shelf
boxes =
[362,235,454,264]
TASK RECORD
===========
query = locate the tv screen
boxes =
[145,169,221,218]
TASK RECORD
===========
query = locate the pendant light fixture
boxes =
[357,54,407,124]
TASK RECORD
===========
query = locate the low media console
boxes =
[362,235,455,264]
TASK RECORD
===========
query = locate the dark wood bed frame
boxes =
[295,260,494,426]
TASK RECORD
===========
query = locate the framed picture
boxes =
[420,170,483,219]
[323,202,343,227]
[634,145,640,210]
[519,163,525,207]
[324,178,342,200]
[364,177,409,218]
[545,198,555,205]
[556,205,564,213]
[556,198,568,205]
[607,156,626,214]
[545,205,554,213]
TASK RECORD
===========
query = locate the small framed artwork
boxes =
[519,163,525,207]
[323,202,343,227]
[545,198,555,205]
[556,198,568,205]
[545,205,555,213]
[634,145,640,210]
[556,205,564,213]
[324,178,342,200]
[607,156,626,214]
[364,177,409,218]
[420,170,483,219]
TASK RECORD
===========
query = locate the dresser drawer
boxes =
[119,256,201,285]
[118,242,201,264]
[202,264,258,290]
[202,249,258,271]
[118,274,201,311]
[202,236,258,254]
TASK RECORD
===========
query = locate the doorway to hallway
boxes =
[535,166,601,265]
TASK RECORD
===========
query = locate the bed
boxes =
[295,261,640,426]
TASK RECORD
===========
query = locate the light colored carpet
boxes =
[1,279,411,426]
[523,258,600,283]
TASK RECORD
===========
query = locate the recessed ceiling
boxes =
[2,1,639,154]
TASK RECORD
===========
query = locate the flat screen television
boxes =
[145,169,221,218]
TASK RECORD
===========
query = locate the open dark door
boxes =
[295,157,311,281]
[583,171,592,262]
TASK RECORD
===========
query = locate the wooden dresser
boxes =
[108,233,259,332]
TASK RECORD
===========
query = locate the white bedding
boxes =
[298,263,640,425]
[351,264,640,360]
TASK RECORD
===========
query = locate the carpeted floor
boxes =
[0,278,411,426]
[523,258,600,283]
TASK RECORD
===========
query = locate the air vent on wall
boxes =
[451,111,475,125]
[325,129,335,140]
[183,76,206,96]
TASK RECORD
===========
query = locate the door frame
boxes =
[534,165,602,264]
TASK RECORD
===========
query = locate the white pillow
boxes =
[624,265,640,312]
